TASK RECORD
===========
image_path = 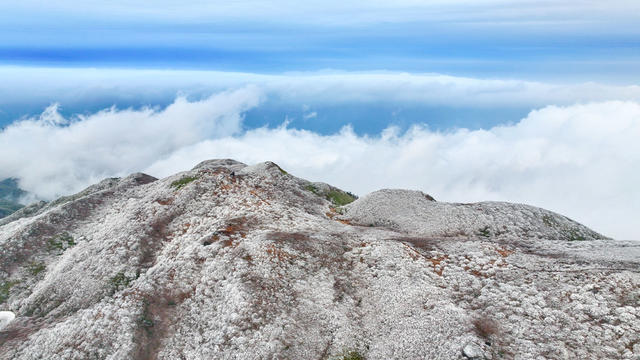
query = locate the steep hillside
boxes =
[0,159,638,360]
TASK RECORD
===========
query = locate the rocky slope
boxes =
[0,159,638,360]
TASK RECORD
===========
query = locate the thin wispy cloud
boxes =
[2,1,639,28]
[2,67,640,112]
[303,112,318,120]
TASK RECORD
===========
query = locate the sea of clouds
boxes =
[1,72,639,239]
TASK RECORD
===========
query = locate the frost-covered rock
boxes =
[462,342,484,359]
[0,159,637,360]
[0,311,14,330]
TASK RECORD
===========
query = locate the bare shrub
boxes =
[395,237,440,252]
[472,315,500,340]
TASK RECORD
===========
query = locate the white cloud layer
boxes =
[2,67,640,110]
[1,88,638,240]
[0,87,261,198]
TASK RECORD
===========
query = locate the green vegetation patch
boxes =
[304,183,357,206]
[304,184,320,195]
[109,271,136,294]
[567,229,586,241]
[326,190,357,206]
[48,233,76,251]
[337,350,365,360]
[0,280,19,304]
[27,261,46,276]
[276,165,288,175]
[138,298,154,335]
[542,214,557,228]
[170,176,197,189]
[477,226,491,237]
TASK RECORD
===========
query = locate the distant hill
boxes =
[0,178,25,218]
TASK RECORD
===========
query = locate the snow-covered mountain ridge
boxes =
[0,159,638,359]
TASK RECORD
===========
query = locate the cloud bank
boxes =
[0,87,261,198]
[1,88,639,239]
[3,67,640,113]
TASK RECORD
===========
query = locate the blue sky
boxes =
[1,1,640,239]
[1,1,640,80]
[1,0,640,131]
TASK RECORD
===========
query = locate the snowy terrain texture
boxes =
[0,159,638,359]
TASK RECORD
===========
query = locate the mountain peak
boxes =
[0,160,636,359]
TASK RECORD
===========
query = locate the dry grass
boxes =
[396,237,440,252]
[217,217,249,238]
[265,244,296,263]
[428,255,448,276]
[496,247,514,257]
[154,198,173,206]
